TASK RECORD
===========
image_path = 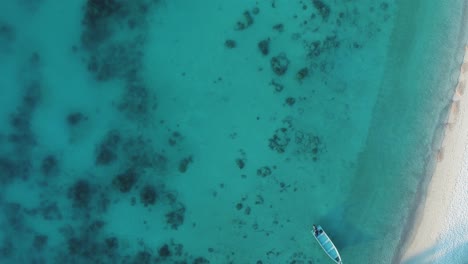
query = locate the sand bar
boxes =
[400,46,468,263]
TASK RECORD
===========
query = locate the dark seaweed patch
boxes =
[67,112,87,126]
[285,97,296,106]
[0,238,14,258]
[295,131,325,161]
[178,156,193,173]
[96,146,117,165]
[258,38,270,56]
[81,0,123,48]
[8,81,41,146]
[270,80,284,93]
[33,235,48,251]
[0,22,15,43]
[235,11,254,30]
[272,23,284,32]
[41,154,58,176]
[8,109,36,146]
[118,83,156,122]
[87,220,106,234]
[140,184,158,206]
[380,2,389,10]
[83,0,123,27]
[58,219,124,263]
[86,40,144,81]
[296,67,309,81]
[67,237,85,255]
[133,251,152,264]
[311,0,330,20]
[166,203,185,230]
[307,36,340,61]
[112,169,138,193]
[5,203,24,231]
[256,166,272,177]
[95,130,121,166]
[252,7,260,15]
[68,179,92,208]
[193,257,210,264]
[122,136,167,171]
[0,157,20,183]
[168,131,182,146]
[225,39,236,49]
[39,202,62,220]
[270,53,290,76]
[268,128,291,153]
[104,236,119,253]
[22,80,41,109]
[158,244,171,257]
[235,158,245,169]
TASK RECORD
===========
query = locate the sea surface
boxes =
[0,1,466,263]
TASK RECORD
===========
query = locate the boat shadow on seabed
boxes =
[317,206,374,250]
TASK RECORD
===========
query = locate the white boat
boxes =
[311,225,343,264]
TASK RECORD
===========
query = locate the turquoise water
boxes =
[0,1,466,263]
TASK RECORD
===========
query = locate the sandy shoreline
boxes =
[399,46,468,263]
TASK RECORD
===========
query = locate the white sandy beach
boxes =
[401,46,468,263]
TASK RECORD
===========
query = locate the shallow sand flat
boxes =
[401,46,468,263]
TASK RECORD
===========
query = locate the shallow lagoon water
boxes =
[0,0,466,263]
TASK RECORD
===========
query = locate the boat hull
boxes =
[312,225,342,264]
